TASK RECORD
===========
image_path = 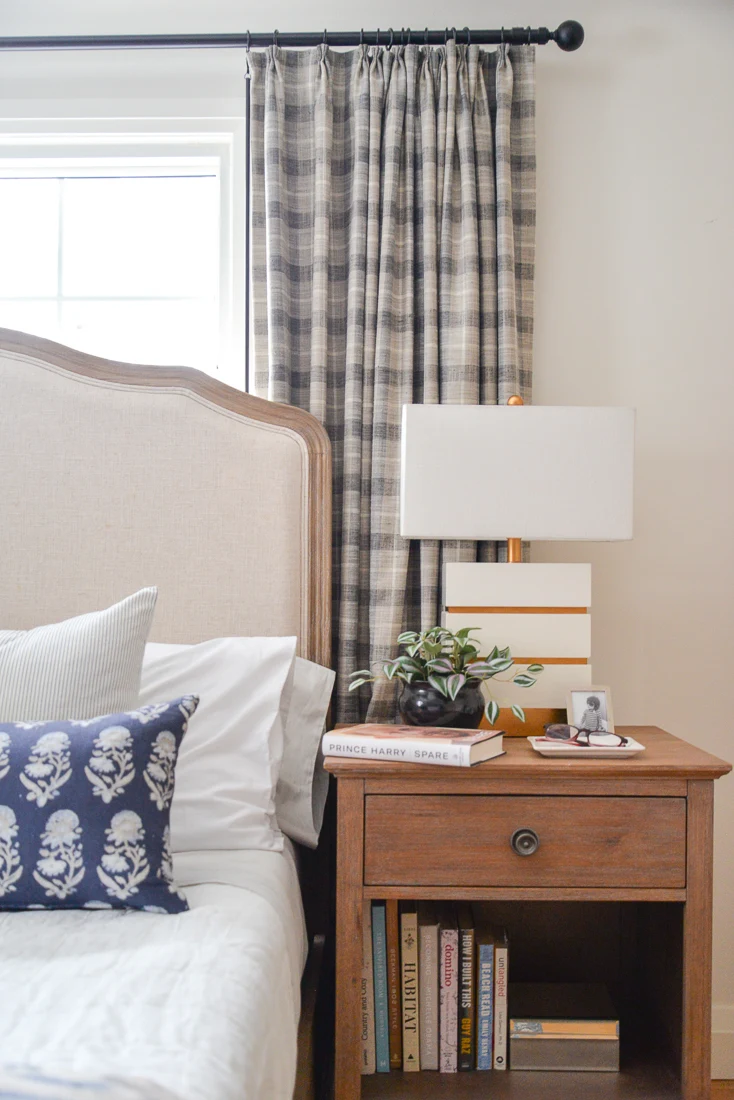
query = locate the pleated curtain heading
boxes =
[247,41,536,722]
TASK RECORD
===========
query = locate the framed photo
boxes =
[567,687,614,734]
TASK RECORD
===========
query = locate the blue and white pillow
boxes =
[0,696,197,914]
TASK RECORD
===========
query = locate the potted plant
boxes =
[349,626,543,729]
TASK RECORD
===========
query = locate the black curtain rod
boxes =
[0,21,584,53]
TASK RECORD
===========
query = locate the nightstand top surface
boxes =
[323,726,731,780]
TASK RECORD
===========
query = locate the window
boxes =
[0,123,245,386]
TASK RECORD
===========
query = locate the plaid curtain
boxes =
[248,42,536,722]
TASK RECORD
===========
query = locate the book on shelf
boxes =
[509,983,619,1071]
[371,902,390,1073]
[438,903,459,1073]
[360,901,376,1074]
[385,899,402,1069]
[418,902,440,1070]
[400,902,420,1071]
[475,921,496,1071]
[322,724,505,767]
[493,927,510,1070]
[457,905,476,1071]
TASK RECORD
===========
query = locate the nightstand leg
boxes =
[682,780,714,1099]
[334,777,365,1100]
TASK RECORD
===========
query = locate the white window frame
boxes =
[0,117,246,387]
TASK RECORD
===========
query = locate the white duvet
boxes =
[0,846,308,1100]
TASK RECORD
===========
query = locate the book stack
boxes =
[360,901,509,1076]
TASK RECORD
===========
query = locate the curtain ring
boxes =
[387,28,394,49]
[444,27,449,44]
[359,28,364,46]
[451,26,457,42]
[500,26,505,46]
[323,28,328,46]
[246,29,251,52]
[400,27,405,46]
[376,28,380,45]
[424,27,429,45]
[463,26,471,45]
[273,28,279,47]
[527,25,532,45]
[407,28,412,45]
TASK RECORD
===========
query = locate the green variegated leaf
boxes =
[485,699,500,725]
[499,646,511,659]
[406,644,422,658]
[446,673,466,700]
[348,678,368,691]
[487,657,514,673]
[383,661,398,680]
[427,673,450,698]
[526,664,544,673]
[488,645,500,660]
[512,674,537,688]
[426,657,454,674]
[397,631,420,645]
[350,668,372,679]
[511,704,526,721]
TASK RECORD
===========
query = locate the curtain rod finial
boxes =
[553,20,584,51]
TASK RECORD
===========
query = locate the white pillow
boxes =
[139,637,297,853]
[276,656,335,848]
[0,588,158,722]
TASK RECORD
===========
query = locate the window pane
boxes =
[0,300,59,342]
[61,299,219,372]
[62,176,220,299]
[0,179,59,297]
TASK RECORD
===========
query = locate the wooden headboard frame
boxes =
[0,328,331,666]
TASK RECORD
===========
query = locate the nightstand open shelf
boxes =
[324,729,731,1100]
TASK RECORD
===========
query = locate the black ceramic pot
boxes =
[398,680,485,729]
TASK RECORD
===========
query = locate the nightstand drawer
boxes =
[364,795,686,888]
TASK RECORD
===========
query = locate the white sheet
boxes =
[0,843,308,1100]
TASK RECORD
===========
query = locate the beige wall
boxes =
[3,0,734,1073]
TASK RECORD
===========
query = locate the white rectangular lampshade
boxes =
[400,405,635,541]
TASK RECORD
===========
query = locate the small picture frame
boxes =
[567,687,614,734]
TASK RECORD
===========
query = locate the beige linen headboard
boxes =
[0,329,331,666]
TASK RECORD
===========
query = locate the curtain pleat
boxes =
[248,42,536,722]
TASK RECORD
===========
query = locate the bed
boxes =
[0,329,333,1100]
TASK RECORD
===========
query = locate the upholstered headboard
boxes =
[0,329,331,666]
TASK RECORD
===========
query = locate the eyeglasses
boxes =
[541,723,629,748]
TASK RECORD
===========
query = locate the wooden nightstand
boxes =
[324,728,731,1100]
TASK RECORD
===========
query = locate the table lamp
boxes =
[399,399,635,732]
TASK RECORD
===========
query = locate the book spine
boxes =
[321,733,471,766]
[493,939,509,1070]
[476,943,494,1070]
[419,917,439,1070]
[401,905,420,1071]
[458,922,476,1071]
[385,900,402,1069]
[371,903,390,1073]
[439,927,459,1073]
[360,901,376,1074]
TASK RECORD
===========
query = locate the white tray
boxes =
[528,735,646,759]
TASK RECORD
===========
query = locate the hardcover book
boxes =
[371,902,390,1073]
[322,724,505,767]
[418,902,440,1070]
[475,922,496,1071]
[509,983,619,1072]
[457,905,476,1071]
[438,904,459,1073]
[385,899,402,1069]
[400,902,420,1071]
[360,901,376,1074]
[493,927,510,1070]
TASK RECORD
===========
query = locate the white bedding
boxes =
[0,843,308,1100]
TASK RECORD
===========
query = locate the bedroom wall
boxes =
[2,0,734,1074]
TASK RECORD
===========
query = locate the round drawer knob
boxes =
[511,827,539,856]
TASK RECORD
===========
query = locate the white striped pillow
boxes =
[0,588,157,722]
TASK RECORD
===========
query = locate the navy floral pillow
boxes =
[0,695,197,913]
